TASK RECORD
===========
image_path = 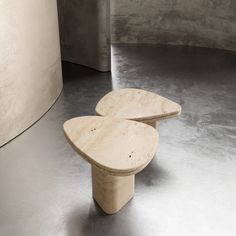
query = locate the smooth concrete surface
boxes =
[57,0,111,72]
[0,0,63,147]
[111,0,236,51]
[0,44,236,235]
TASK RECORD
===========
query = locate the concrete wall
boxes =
[57,0,111,71]
[0,0,63,146]
[111,0,236,51]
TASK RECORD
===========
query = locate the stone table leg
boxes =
[92,165,134,214]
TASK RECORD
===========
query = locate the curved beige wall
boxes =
[0,0,63,146]
[111,0,236,51]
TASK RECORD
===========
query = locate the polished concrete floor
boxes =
[0,44,236,236]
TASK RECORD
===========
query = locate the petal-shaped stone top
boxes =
[96,88,181,122]
[63,116,158,176]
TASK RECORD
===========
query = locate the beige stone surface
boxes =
[63,116,158,175]
[96,88,181,122]
[0,0,63,146]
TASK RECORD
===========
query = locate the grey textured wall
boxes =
[0,0,63,146]
[58,0,111,71]
[111,0,236,51]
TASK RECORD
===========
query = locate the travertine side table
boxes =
[63,116,158,214]
[96,88,181,128]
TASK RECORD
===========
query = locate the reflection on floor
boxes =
[0,44,236,236]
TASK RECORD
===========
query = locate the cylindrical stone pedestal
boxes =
[92,165,135,214]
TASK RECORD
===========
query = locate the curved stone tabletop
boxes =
[95,88,181,122]
[63,116,158,175]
